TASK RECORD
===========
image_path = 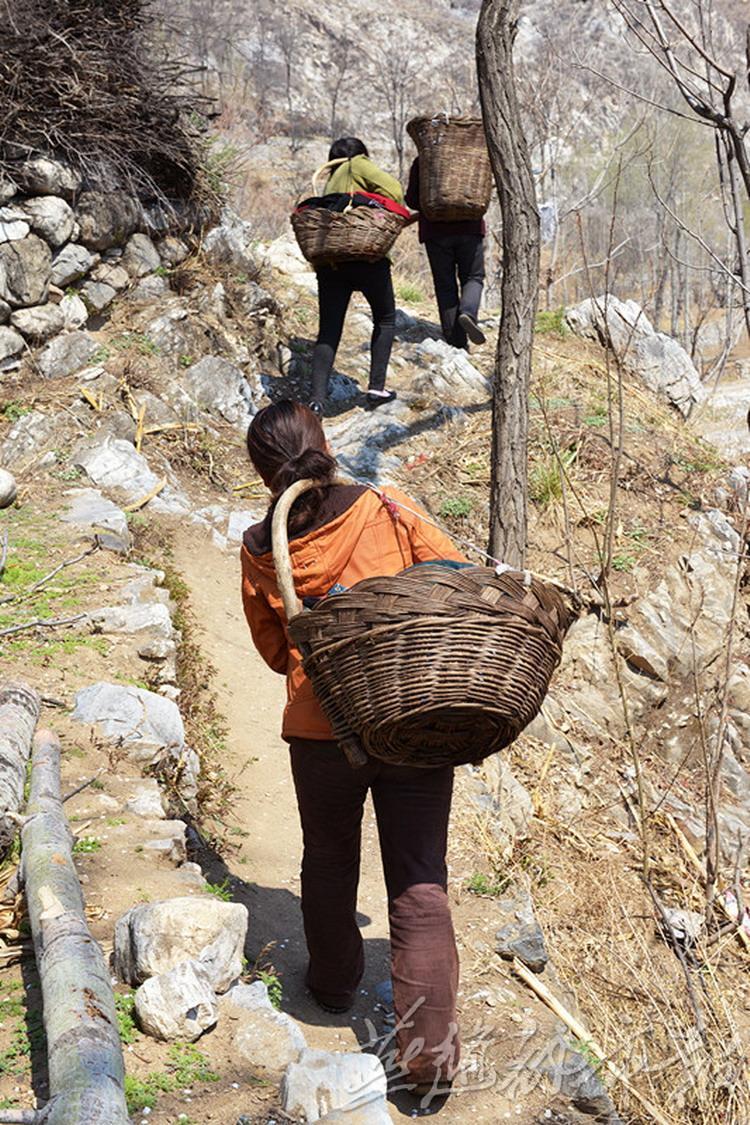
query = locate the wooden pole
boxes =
[0,682,40,858]
[20,730,129,1125]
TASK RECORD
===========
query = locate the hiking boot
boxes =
[458,312,486,345]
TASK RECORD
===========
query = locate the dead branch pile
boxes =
[0,0,214,209]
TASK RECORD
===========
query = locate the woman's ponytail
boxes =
[246,401,339,533]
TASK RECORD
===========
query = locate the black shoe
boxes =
[308,400,323,417]
[365,389,397,410]
[458,312,486,345]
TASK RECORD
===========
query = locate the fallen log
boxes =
[19,730,129,1125]
[0,682,40,857]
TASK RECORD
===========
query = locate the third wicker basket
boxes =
[407,114,492,222]
[273,480,574,769]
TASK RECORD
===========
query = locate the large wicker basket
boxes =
[273,480,573,769]
[291,204,408,267]
[407,114,492,222]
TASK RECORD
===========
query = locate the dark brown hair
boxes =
[246,400,338,532]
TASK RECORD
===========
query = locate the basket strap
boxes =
[312,156,350,196]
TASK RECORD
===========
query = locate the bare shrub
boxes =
[0,0,215,213]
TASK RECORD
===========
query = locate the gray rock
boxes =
[465,757,534,857]
[130,389,179,428]
[98,409,137,444]
[0,176,18,205]
[59,293,88,330]
[0,215,30,243]
[72,682,185,761]
[727,465,750,505]
[535,1031,617,1118]
[328,372,361,403]
[37,330,98,379]
[61,488,130,549]
[135,960,218,1042]
[203,207,258,275]
[495,889,549,973]
[177,862,206,889]
[90,262,129,292]
[143,820,187,863]
[0,235,51,307]
[171,355,258,428]
[129,275,169,303]
[80,280,117,314]
[121,232,161,278]
[0,325,24,361]
[565,295,705,416]
[143,300,193,356]
[10,303,65,343]
[16,156,81,200]
[0,298,10,324]
[0,410,57,470]
[263,232,317,293]
[220,984,307,1080]
[50,243,97,287]
[125,780,166,819]
[90,602,174,640]
[114,896,248,992]
[327,401,411,483]
[0,468,17,508]
[72,433,189,514]
[412,337,490,404]
[19,196,75,248]
[282,1050,388,1123]
[157,236,189,267]
[226,510,261,543]
[76,190,141,251]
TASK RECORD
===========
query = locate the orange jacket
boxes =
[240,484,467,740]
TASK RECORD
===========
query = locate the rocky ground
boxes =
[0,179,749,1125]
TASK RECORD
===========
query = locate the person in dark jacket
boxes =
[308,137,404,416]
[405,157,486,350]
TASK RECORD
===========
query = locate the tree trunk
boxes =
[477,0,540,567]
[0,682,40,858]
[21,730,129,1125]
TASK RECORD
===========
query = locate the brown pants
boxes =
[289,737,460,1085]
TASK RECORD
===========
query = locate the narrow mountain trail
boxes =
[171,527,559,1124]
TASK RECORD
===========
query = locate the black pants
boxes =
[289,738,460,1085]
[425,234,485,350]
[311,259,396,402]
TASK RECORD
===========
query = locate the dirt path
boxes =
[171,531,397,1056]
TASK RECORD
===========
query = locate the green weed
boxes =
[179,354,194,368]
[439,497,473,519]
[611,553,637,572]
[111,332,160,356]
[124,1044,219,1114]
[465,872,511,898]
[396,281,424,304]
[535,307,568,336]
[205,878,232,902]
[257,970,283,1011]
[115,991,138,1044]
[0,401,30,423]
[72,837,101,854]
[529,447,577,508]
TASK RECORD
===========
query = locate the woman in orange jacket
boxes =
[240,399,465,1093]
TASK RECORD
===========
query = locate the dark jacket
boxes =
[405,158,486,244]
